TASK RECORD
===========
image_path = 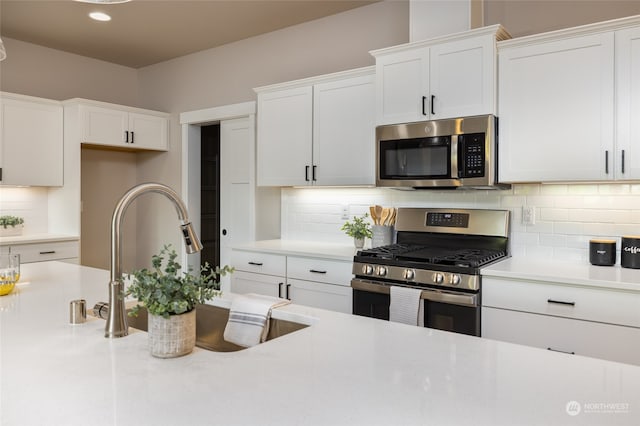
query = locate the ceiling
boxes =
[0,0,379,68]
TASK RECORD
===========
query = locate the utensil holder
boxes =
[371,225,393,248]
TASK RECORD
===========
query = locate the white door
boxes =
[128,112,168,151]
[0,96,63,186]
[498,32,615,182]
[615,26,640,180]
[81,105,128,147]
[375,47,430,125]
[220,117,254,293]
[312,73,375,186]
[231,271,283,298]
[256,86,313,186]
[429,35,495,119]
[287,279,352,314]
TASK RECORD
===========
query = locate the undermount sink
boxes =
[126,303,309,352]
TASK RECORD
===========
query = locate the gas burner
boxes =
[432,249,507,268]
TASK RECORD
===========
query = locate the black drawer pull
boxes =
[278,282,283,298]
[547,347,575,355]
[421,96,427,116]
[248,261,263,266]
[285,283,291,300]
[39,251,56,255]
[309,269,327,274]
[547,299,575,306]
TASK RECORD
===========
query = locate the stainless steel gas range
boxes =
[351,207,510,336]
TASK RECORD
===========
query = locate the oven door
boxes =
[351,278,480,336]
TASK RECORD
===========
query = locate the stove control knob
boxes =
[376,266,387,277]
[433,273,444,284]
[362,264,374,275]
[450,274,461,286]
[403,269,415,281]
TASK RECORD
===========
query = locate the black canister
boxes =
[621,236,640,269]
[589,239,616,266]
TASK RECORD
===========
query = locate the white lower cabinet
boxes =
[231,249,353,314]
[482,277,640,365]
[1,240,79,264]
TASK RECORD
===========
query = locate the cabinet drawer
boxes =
[231,271,284,298]
[287,256,352,286]
[288,278,352,314]
[482,307,640,366]
[231,250,286,276]
[483,277,640,328]
[2,241,79,263]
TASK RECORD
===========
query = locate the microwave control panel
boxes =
[458,133,485,178]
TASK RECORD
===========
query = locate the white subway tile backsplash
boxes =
[275,183,640,259]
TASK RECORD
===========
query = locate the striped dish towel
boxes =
[223,293,291,347]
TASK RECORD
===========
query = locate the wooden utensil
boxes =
[374,205,383,225]
[380,208,390,227]
[369,206,377,225]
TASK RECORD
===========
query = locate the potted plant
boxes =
[125,244,234,358]
[340,213,373,248]
[0,216,24,237]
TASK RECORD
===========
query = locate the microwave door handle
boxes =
[451,135,459,179]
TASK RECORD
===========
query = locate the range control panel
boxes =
[426,212,470,228]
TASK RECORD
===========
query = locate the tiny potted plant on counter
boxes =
[125,244,234,358]
[0,216,24,237]
[341,213,373,249]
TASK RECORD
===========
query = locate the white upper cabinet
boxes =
[371,25,509,125]
[615,25,640,180]
[498,16,640,183]
[256,86,313,186]
[67,100,169,152]
[256,67,375,187]
[0,92,63,186]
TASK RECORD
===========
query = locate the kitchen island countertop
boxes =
[2,261,639,426]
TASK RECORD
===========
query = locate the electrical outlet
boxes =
[341,205,350,220]
[522,206,536,225]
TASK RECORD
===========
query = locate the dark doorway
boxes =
[200,124,220,269]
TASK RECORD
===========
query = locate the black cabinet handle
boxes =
[312,165,317,181]
[431,95,435,115]
[125,131,129,143]
[605,150,609,174]
[622,149,625,174]
[422,96,427,116]
[278,282,283,298]
[547,347,575,355]
[547,299,575,306]
[305,165,310,181]
[285,283,291,300]
[130,131,134,144]
[248,261,263,266]
[39,251,56,255]
[222,229,227,236]
[309,269,327,274]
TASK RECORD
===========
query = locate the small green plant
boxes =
[340,213,373,239]
[124,244,234,319]
[0,216,24,229]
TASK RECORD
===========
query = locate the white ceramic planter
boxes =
[148,309,196,358]
[0,225,23,237]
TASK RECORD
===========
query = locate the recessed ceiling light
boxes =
[89,12,111,21]
[75,0,131,4]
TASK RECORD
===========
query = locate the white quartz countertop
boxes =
[232,239,357,261]
[2,261,640,426]
[481,257,640,292]
[0,233,79,245]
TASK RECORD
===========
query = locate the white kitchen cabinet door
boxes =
[1,240,79,263]
[375,47,430,125]
[312,73,375,186]
[498,32,615,182]
[127,112,168,151]
[287,278,352,314]
[429,34,495,119]
[482,307,640,366]
[80,104,168,151]
[231,271,284,298]
[0,94,63,186]
[615,26,640,180]
[256,86,313,186]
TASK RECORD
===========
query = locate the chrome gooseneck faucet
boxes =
[105,183,203,338]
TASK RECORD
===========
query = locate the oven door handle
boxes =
[351,279,478,308]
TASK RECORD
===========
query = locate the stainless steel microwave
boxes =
[376,115,508,189]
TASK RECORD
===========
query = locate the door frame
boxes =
[179,101,256,271]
